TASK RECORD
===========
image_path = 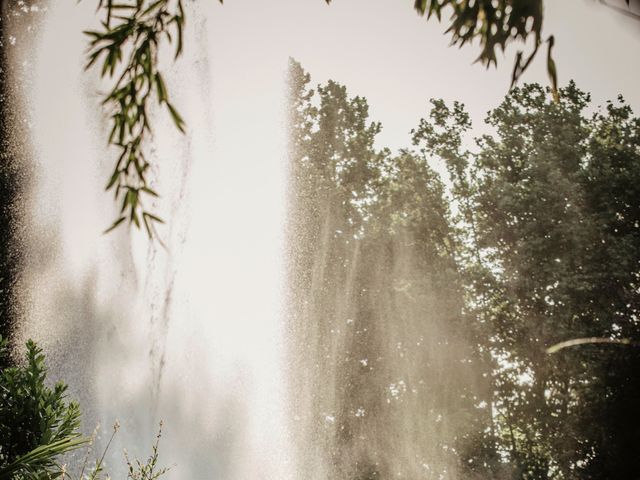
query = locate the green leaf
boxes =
[142,0,164,17]
[105,169,120,190]
[166,102,186,133]
[131,210,141,229]
[155,72,168,103]
[142,213,153,238]
[145,213,165,224]
[172,12,184,58]
[141,186,159,197]
[103,216,126,234]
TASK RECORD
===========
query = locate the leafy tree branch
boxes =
[86,0,219,236]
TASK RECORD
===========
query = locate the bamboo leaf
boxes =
[145,213,165,224]
[103,216,127,234]
[155,72,168,103]
[105,169,120,190]
[141,186,159,197]
[166,102,186,132]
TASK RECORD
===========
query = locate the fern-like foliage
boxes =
[0,336,86,479]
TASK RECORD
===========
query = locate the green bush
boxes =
[0,336,169,480]
[0,335,85,479]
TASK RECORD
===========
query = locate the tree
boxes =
[286,59,488,479]
[414,82,640,478]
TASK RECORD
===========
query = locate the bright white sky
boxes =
[203,0,640,151]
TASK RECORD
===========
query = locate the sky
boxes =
[202,0,640,152]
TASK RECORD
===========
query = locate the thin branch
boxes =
[547,337,640,354]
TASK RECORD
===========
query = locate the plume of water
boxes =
[284,63,482,479]
[8,1,481,479]
[11,1,293,478]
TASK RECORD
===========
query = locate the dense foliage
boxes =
[86,0,201,235]
[0,335,169,480]
[421,82,640,479]
[287,59,489,478]
[0,336,85,479]
[328,0,558,96]
[287,60,640,479]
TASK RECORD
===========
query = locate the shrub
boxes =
[0,335,86,479]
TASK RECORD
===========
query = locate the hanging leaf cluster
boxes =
[412,0,559,97]
[85,0,191,237]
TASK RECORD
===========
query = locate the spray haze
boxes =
[14,1,292,478]
[4,0,640,479]
[285,60,483,478]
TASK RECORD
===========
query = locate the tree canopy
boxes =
[287,58,640,478]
